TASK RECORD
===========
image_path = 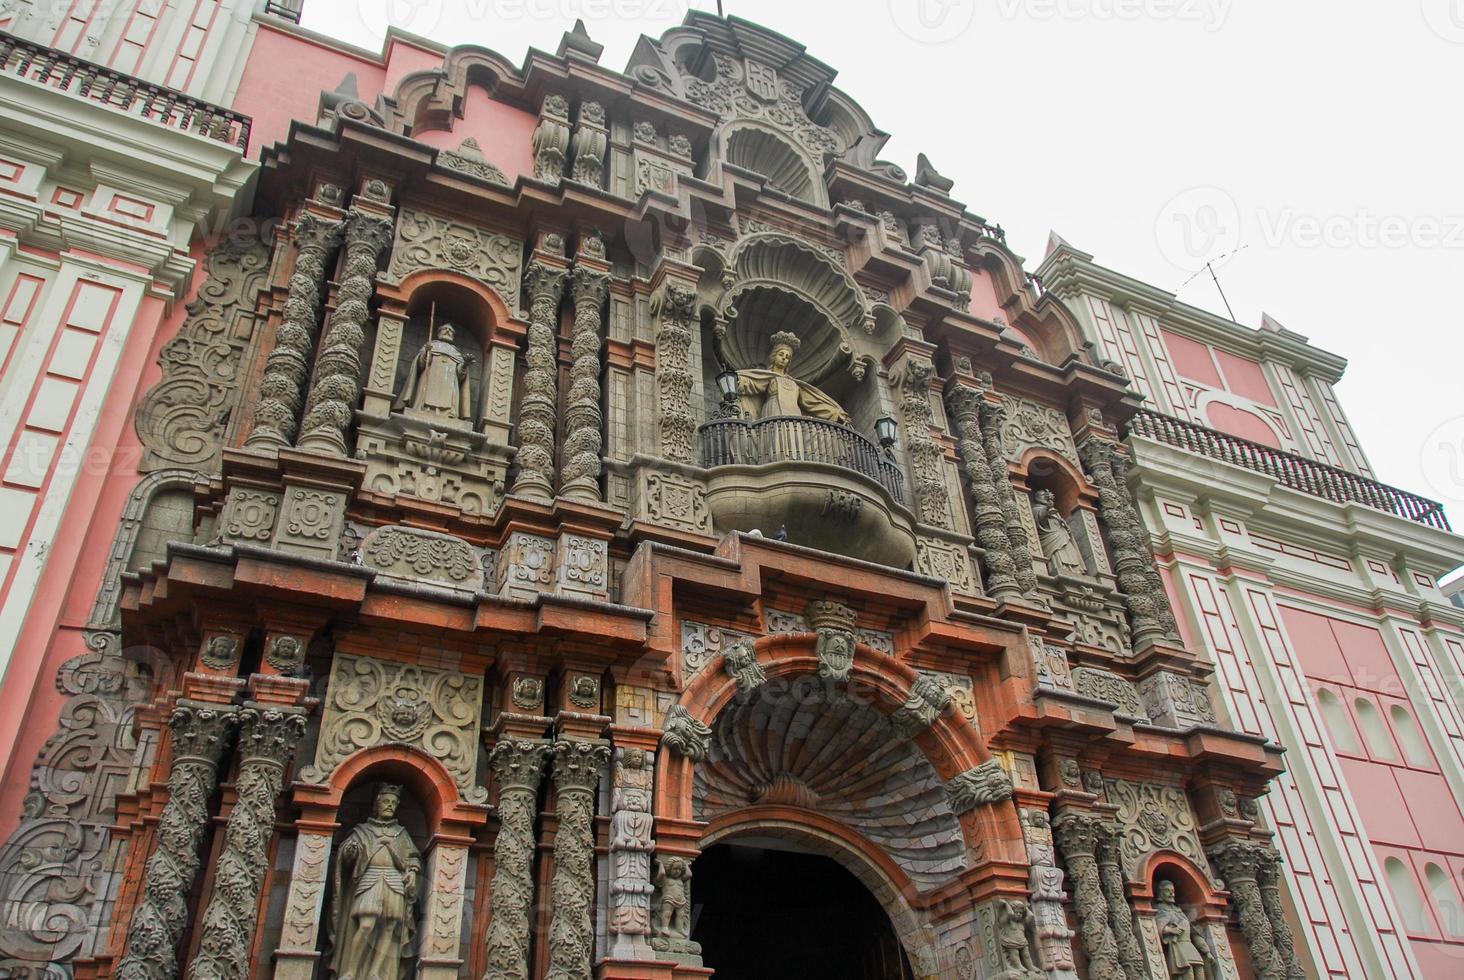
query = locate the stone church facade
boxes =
[0,4,1460,979]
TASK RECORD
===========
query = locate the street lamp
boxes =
[875,415,898,455]
[715,367,741,418]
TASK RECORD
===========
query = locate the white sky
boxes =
[303,0,1464,540]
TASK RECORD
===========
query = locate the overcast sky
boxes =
[304,0,1464,548]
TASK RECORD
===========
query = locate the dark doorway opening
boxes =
[691,842,915,980]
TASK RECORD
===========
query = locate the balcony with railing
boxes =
[1127,410,1451,531]
[0,31,251,149]
[697,416,916,566]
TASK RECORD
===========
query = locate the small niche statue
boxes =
[1031,488,1086,576]
[395,307,471,421]
[328,784,422,980]
[1156,879,1211,980]
[736,331,850,425]
[996,898,1042,978]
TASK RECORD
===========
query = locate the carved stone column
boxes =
[245,213,343,451]
[1096,822,1146,980]
[483,739,551,980]
[511,262,568,500]
[895,357,953,530]
[186,704,308,980]
[116,701,238,980]
[561,263,610,503]
[1078,438,1171,648]
[1108,450,1180,638]
[1051,812,1128,980]
[606,746,657,957]
[947,384,1021,602]
[546,739,610,980]
[978,399,1038,595]
[1207,840,1282,979]
[1256,845,1307,978]
[651,282,697,465]
[296,209,395,455]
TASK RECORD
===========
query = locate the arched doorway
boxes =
[692,841,914,980]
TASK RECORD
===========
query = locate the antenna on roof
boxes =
[1175,244,1247,322]
[717,0,725,14]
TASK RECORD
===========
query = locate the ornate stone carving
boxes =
[328,784,421,980]
[684,54,844,166]
[115,702,237,980]
[947,759,1014,813]
[914,537,976,595]
[186,705,307,980]
[890,674,951,739]
[1254,844,1306,979]
[721,637,766,693]
[201,634,239,671]
[360,526,480,589]
[385,209,521,309]
[222,488,279,541]
[297,210,395,455]
[301,654,486,803]
[562,266,610,502]
[1052,812,1129,980]
[649,857,701,960]
[995,898,1043,979]
[734,331,849,423]
[510,677,544,712]
[567,675,600,710]
[532,94,571,181]
[680,620,755,681]
[1104,778,1207,879]
[569,102,607,185]
[1000,396,1080,466]
[483,740,550,980]
[807,598,857,682]
[660,705,711,761]
[246,213,343,450]
[1072,667,1147,719]
[1207,840,1288,979]
[947,384,1020,600]
[1097,823,1147,980]
[495,532,555,599]
[650,282,697,464]
[920,669,976,722]
[1139,671,1218,729]
[512,262,568,499]
[895,358,952,529]
[1020,806,1077,972]
[1033,489,1088,577]
[1029,635,1074,691]
[438,137,509,186]
[1155,880,1210,980]
[641,471,712,533]
[264,635,304,673]
[607,747,656,948]
[136,237,269,471]
[979,400,1038,596]
[546,739,609,980]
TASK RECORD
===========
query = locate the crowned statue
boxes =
[395,310,472,421]
[736,331,850,425]
[328,784,422,980]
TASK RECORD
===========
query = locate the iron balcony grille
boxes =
[1127,409,1451,531]
[264,0,305,23]
[0,31,251,150]
[699,415,907,507]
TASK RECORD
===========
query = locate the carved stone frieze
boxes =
[360,525,481,590]
[301,654,485,802]
[1072,666,1147,718]
[999,396,1080,466]
[681,621,755,682]
[1103,777,1207,880]
[136,237,269,472]
[437,137,509,186]
[384,209,521,309]
[639,470,712,533]
[946,759,1014,813]
[651,282,697,464]
[660,705,712,761]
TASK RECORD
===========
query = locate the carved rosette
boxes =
[246,214,343,450]
[978,400,1038,596]
[483,740,550,980]
[546,739,610,980]
[185,705,308,980]
[896,358,953,530]
[947,384,1021,601]
[946,759,1014,813]
[652,283,697,464]
[296,210,394,455]
[115,702,238,980]
[511,262,568,500]
[1096,823,1146,980]
[1051,812,1128,980]
[1207,840,1295,979]
[561,266,610,502]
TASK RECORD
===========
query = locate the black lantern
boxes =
[875,415,898,452]
[715,368,741,419]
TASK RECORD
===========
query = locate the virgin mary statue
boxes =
[736,331,850,425]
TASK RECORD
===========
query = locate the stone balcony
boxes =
[698,416,916,567]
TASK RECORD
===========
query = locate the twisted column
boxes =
[561,266,610,502]
[978,399,1038,595]
[546,739,610,980]
[246,214,343,450]
[1096,822,1146,980]
[1052,812,1128,980]
[186,704,308,980]
[483,740,550,980]
[947,384,1021,601]
[1079,438,1173,647]
[116,702,237,980]
[1108,450,1180,637]
[511,262,568,499]
[295,211,394,455]
[1256,846,1307,978]
[652,282,697,464]
[1208,840,1284,979]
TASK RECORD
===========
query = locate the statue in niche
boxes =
[1032,488,1087,576]
[653,856,693,940]
[395,316,472,422]
[996,898,1042,978]
[328,784,422,980]
[736,331,850,425]
[1156,880,1211,980]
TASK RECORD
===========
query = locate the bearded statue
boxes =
[328,784,422,980]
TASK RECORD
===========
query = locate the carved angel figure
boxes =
[1156,880,1209,980]
[1032,489,1087,576]
[997,898,1042,976]
[654,857,693,940]
[395,323,471,421]
[328,784,422,980]
[736,331,850,424]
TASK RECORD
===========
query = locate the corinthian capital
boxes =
[489,739,552,795]
[294,212,344,253]
[169,701,238,764]
[345,211,394,252]
[552,739,611,794]
[235,704,308,769]
[571,266,610,306]
[524,261,569,302]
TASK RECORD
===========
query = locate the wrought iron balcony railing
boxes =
[1127,410,1451,531]
[700,416,907,506]
[0,31,251,149]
